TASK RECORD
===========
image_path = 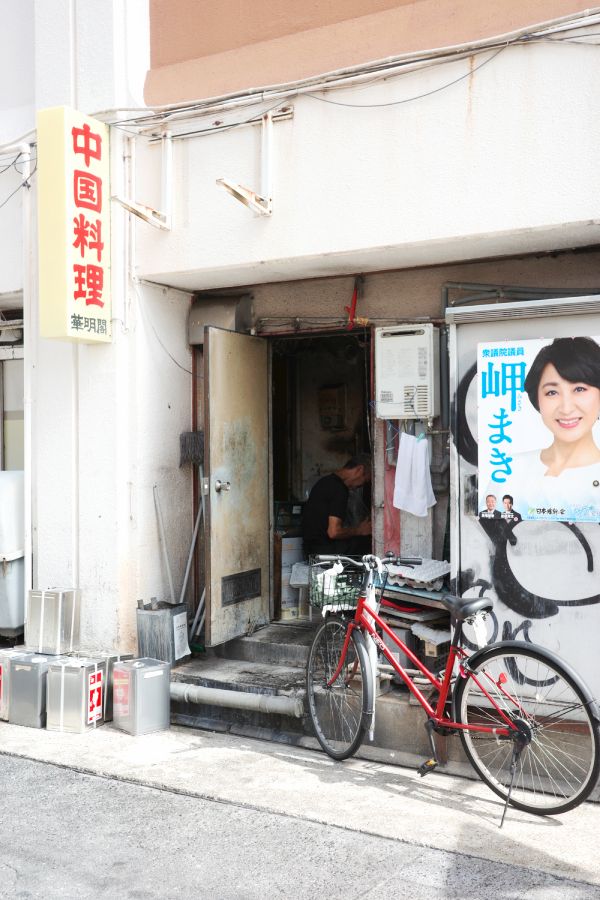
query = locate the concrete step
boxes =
[172,655,306,697]
[170,655,469,770]
[170,654,307,738]
[214,622,319,667]
[170,621,471,774]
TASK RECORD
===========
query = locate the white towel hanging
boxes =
[393,432,436,517]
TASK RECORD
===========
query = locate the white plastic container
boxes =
[280,571,300,620]
[0,471,25,633]
[0,471,24,560]
[0,557,25,631]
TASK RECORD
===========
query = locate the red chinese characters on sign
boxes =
[72,122,102,166]
[71,122,106,310]
[73,264,104,307]
[73,171,102,213]
[88,670,103,725]
[73,214,104,261]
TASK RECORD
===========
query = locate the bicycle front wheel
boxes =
[455,643,600,815]
[306,616,373,760]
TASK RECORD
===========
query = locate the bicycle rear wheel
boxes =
[455,643,600,815]
[306,616,372,760]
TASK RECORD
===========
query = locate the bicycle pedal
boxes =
[417,758,438,777]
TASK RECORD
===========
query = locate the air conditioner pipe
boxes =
[170,681,304,718]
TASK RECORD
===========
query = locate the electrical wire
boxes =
[135,283,196,376]
[107,24,600,140]
[0,153,22,175]
[146,98,291,142]
[13,155,37,176]
[111,9,600,131]
[0,163,36,212]
[304,46,506,109]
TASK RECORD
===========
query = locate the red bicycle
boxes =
[306,554,600,819]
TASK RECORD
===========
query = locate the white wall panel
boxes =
[135,43,600,290]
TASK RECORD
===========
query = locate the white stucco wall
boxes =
[32,279,192,653]
[0,0,191,652]
[135,39,600,291]
[33,0,150,112]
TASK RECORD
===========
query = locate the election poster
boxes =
[477,335,600,523]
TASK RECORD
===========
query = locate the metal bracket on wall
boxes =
[216,112,276,216]
[112,131,173,230]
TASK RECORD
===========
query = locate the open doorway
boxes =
[271,331,372,621]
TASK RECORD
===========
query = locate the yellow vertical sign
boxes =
[37,106,112,343]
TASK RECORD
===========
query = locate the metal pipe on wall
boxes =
[11,142,34,596]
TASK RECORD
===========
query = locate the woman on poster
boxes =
[505,336,600,521]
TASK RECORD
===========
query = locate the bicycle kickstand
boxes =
[417,719,439,777]
[499,743,522,828]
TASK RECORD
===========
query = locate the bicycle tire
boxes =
[454,642,600,815]
[306,616,373,760]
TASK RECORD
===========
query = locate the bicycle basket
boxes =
[308,557,388,612]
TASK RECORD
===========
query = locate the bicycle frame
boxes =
[331,586,516,739]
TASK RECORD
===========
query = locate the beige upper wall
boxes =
[146,0,591,104]
[150,0,408,67]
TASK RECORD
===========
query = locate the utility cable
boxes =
[0,164,36,212]
[304,46,506,109]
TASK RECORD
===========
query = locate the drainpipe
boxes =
[170,681,304,718]
[5,143,34,595]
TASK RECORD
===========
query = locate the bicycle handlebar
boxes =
[313,553,421,569]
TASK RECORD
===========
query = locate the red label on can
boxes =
[87,670,103,724]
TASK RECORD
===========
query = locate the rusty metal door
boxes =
[204,327,270,646]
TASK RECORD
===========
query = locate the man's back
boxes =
[302,473,348,556]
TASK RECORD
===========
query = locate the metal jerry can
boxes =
[112,658,171,736]
[0,647,28,721]
[68,651,134,722]
[9,654,67,728]
[46,657,108,733]
[25,589,81,655]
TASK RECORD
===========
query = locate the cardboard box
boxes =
[382,626,414,669]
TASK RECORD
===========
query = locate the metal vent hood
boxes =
[445,294,600,325]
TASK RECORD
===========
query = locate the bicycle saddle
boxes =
[439,594,493,622]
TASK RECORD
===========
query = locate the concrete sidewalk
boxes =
[0,720,598,888]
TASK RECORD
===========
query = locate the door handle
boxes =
[215,480,231,493]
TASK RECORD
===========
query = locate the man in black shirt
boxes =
[302,454,371,557]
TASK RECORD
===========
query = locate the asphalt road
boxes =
[0,755,597,900]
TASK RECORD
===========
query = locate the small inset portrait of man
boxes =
[501,494,522,526]
[479,493,501,520]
